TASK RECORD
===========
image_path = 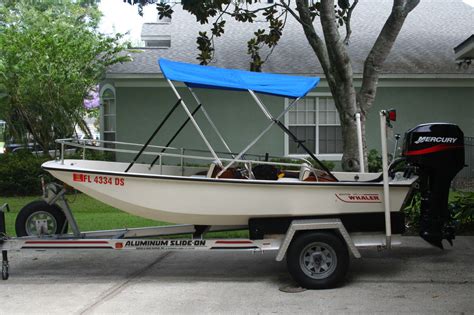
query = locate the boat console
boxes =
[403,123,465,248]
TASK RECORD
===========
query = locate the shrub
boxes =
[0,149,117,196]
[368,149,382,172]
[404,191,474,233]
[0,152,55,196]
[403,192,421,229]
[68,150,114,161]
[450,192,474,232]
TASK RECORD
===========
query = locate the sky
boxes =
[98,0,157,45]
[98,0,474,44]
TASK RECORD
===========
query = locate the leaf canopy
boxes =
[0,1,130,153]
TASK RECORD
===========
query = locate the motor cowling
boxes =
[403,123,465,248]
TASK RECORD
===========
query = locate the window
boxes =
[287,96,343,157]
[101,87,116,146]
[145,38,171,48]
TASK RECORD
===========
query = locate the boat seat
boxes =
[299,164,338,182]
[207,162,245,179]
[299,163,315,181]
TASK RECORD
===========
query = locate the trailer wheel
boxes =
[286,231,349,289]
[15,201,67,237]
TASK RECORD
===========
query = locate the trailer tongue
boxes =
[403,123,465,248]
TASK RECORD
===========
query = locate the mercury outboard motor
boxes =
[403,123,464,248]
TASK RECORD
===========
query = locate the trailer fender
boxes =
[275,218,361,261]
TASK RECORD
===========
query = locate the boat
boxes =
[42,59,465,247]
[43,159,415,225]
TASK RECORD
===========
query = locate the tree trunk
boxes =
[334,88,367,172]
[341,116,361,171]
[293,0,419,172]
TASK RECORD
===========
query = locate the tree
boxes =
[0,1,130,155]
[127,0,420,171]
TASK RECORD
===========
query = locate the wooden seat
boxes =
[207,162,245,179]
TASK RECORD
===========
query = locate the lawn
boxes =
[1,194,248,238]
[2,192,471,238]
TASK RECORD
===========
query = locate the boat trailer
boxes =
[0,181,403,288]
[0,110,465,288]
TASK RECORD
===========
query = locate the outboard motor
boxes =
[403,123,465,248]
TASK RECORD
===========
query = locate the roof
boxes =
[107,0,474,76]
[159,59,320,98]
[454,34,474,60]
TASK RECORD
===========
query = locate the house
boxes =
[100,0,474,169]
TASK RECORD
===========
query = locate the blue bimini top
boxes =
[159,59,320,99]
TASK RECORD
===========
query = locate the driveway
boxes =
[1,236,473,314]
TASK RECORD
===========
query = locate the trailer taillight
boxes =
[388,109,396,121]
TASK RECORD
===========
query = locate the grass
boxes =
[1,194,248,238]
[3,192,470,238]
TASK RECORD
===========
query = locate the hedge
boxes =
[0,151,112,196]
[0,152,54,196]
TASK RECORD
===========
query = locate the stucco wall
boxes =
[115,86,285,163]
[366,87,474,152]
[110,82,473,165]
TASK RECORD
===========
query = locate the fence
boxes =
[452,136,474,191]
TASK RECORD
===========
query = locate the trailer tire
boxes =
[15,201,67,237]
[286,231,349,289]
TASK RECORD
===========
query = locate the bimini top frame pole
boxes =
[248,91,336,179]
[158,58,325,175]
[149,86,234,170]
[125,98,181,173]
[188,87,234,157]
[217,96,300,177]
[166,79,223,167]
[148,102,202,170]
[218,90,338,181]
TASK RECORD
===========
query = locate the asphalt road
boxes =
[0,236,473,314]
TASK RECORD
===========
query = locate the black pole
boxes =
[149,103,202,169]
[125,99,182,173]
[0,203,8,235]
[274,120,338,181]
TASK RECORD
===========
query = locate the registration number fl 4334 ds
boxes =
[72,173,125,186]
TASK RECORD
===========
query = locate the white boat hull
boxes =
[43,160,416,225]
